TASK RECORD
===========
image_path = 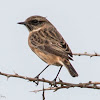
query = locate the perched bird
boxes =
[18,16,78,80]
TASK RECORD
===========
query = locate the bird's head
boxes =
[18,16,51,31]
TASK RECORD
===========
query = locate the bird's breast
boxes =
[28,39,63,66]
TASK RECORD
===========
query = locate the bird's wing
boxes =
[29,27,73,60]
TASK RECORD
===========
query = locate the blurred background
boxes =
[0,0,100,100]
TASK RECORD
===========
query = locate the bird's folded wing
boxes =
[29,27,73,60]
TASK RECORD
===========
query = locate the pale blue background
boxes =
[0,0,100,100]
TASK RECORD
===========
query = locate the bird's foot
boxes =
[52,78,58,87]
[33,75,39,85]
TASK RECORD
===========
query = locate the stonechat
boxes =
[18,16,78,79]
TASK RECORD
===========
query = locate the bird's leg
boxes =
[53,66,62,87]
[35,65,50,78]
[33,65,50,85]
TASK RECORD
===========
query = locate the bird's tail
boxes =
[62,60,78,77]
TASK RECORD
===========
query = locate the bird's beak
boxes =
[17,22,26,25]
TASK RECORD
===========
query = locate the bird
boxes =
[18,15,78,81]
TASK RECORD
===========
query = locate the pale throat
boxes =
[30,27,42,34]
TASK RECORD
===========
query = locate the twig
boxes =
[32,83,100,93]
[0,72,100,91]
[73,52,100,57]
[31,87,56,93]
[42,83,45,100]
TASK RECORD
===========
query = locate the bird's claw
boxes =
[52,78,57,87]
[33,75,39,85]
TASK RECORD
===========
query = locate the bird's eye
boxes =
[31,20,39,25]
[32,20,38,23]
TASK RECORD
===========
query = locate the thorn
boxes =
[95,52,97,56]
[42,78,45,81]
[13,70,18,75]
[58,77,63,86]
[58,77,63,82]
[7,75,10,80]
[89,81,92,84]
[94,51,97,56]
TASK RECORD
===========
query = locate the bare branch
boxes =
[0,72,100,91]
[73,52,100,57]
[31,87,57,93]
[32,83,100,92]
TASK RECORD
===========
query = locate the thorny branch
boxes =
[0,52,100,92]
[73,52,100,57]
[0,72,100,91]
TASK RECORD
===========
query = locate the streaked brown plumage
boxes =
[18,15,78,77]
